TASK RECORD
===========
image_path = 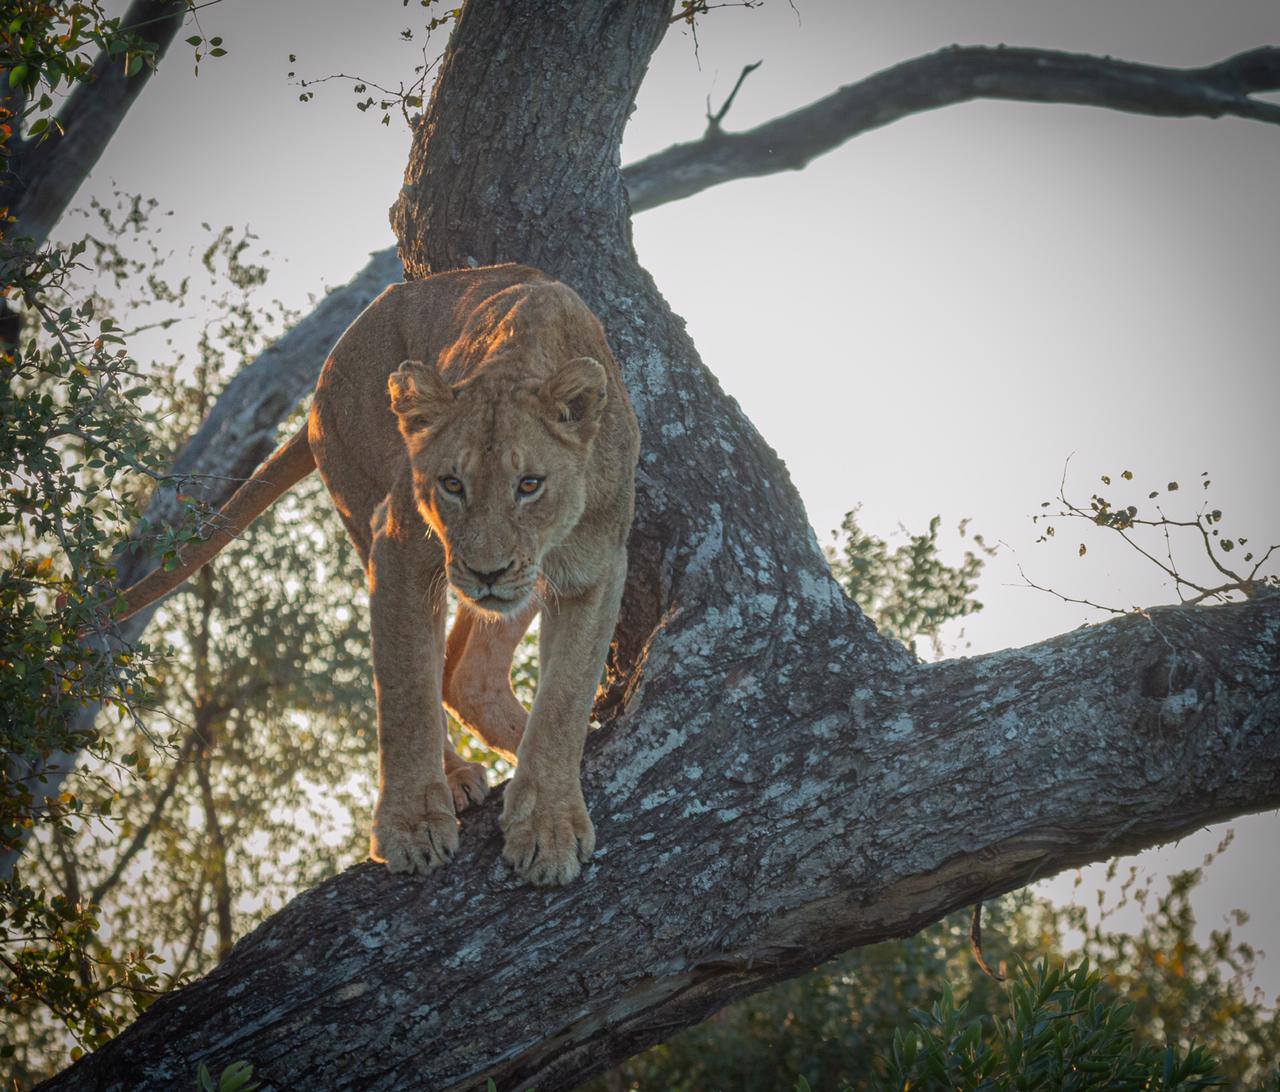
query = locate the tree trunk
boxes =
[36,1,1280,1087]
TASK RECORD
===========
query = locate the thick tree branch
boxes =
[20,9,1280,1084]
[624,45,1280,211]
[3,0,190,251]
[40,596,1280,1090]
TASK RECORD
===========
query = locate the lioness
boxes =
[119,264,640,886]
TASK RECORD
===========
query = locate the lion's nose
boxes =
[466,562,512,586]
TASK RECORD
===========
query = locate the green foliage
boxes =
[826,507,991,658]
[2,196,374,1085]
[0,2,221,150]
[0,21,226,1059]
[883,958,1221,1090]
[0,10,217,1062]
[196,1059,258,1092]
[0,234,192,1058]
[1,3,160,141]
[589,860,1278,1091]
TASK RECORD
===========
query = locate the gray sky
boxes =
[72,0,1280,1001]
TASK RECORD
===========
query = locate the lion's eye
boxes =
[516,475,544,498]
[439,476,465,497]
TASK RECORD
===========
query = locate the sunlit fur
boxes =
[395,362,603,619]
[116,265,640,887]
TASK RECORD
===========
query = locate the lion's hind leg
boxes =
[443,717,489,812]
[443,600,537,763]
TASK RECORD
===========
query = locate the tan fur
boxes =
[118,264,639,886]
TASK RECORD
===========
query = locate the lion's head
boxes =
[387,355,607,615]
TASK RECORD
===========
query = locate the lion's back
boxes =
[308,263,636,562]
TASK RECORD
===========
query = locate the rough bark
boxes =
[30,1,1280,1086]
[38,598,1280,1091]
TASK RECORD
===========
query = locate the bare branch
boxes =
[1015,563,1128,616]
[625,45,1280,212]
[669,1,762,27]
[705,60,762,133]
[969,902,1007,983]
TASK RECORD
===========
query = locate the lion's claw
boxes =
[447,757,489,813]
[371,809,459,874]
[500,775,595,886]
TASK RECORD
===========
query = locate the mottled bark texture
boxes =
[37,2,1280,1088]
[39,597,1280,1091]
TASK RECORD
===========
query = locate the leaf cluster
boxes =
[0,234,195,1075]
[1028,464,1278,614]
[0,196,320,1082]
[1,2,162,142]
[882,958,1221,1090]
[826,507,992,658]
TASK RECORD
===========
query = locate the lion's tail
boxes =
[116,423,317,622]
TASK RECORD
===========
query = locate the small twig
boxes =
[706,60,761,134]
[297,70,402,98]
[1014,564,1127,616]
[1249,544,1278,583]
[89,728,201,905]
[970,901,1007,982]
[1156,507,1183,602]
[1189,514,1250,585]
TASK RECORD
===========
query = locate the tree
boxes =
[8,9,1279,872]
[0,0,195,342]
[2,201,379,1084]
[15,2,1280,1089]
[1,6,216,1051]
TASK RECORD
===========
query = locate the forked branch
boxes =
[625,45,1280,211]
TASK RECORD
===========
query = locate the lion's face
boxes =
[388,356,607,616]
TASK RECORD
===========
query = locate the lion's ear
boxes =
[388,360,454,433]
[539,357,607,441]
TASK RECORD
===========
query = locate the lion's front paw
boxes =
[370,804,459,875]
[447,757,489,813]
[500,773,595,886]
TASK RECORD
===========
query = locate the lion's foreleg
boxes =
[500,553,625,886]
[367,529,457,874]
